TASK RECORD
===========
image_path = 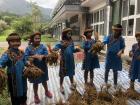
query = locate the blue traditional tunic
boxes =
[82,39,100,71]
[54,41,75,77]
[103,35,125,71]
[0,48,27,97]
[129,43,140,82]
[24,44,48,84]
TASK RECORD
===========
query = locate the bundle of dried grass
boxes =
[67,90,84,105]
[23,64,44,79]
[125,89,140,100]
[83,84,97,105]
[112,87,128,105]
[47,51,59,66]
[97,85,113,102]
[89,40,104,55]
[0,69,7,94]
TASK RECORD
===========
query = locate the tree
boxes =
[0,20,8,33]
[12,16,33,37]
[31,3,42,31]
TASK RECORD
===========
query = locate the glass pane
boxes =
[99,24,104,36]
[94,12,97,23]
[129,0,135,15]
[122,20,127,36]
[137,0,140,14]
[94,25,98,33]
[136,18,140,33]
[122,0,128,17]
[128,19,134,36]
[100,9,104,22]
[97,11,99,22]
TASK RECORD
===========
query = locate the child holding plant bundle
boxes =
[81,28,100,86]
[52,28,80,94]
[103,24,125,88]
[128,32,140,91]
[24,32,52,104]
[0,33,27,105]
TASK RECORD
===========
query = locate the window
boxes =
[136,18,140,32]
[129,0,135,15]
[128,19,134,36]
[138,0,140,14]
[94,25,99,33]
[93,8,105,36]
[122,20,127,36]
[99,24,104,35]
[122,0,128,17]
[100,9,104,21]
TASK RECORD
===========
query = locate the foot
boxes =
[103,83,111,88]
[60,86,65,94]
[34,95,40,104]
[70,83,76,90]
[45,90,53,98]
[90,82,95,87]
[114,84,118,89]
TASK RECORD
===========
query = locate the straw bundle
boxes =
[23,64,44,79]
[89,40,104,55]
[47,51,59,66]
[0,69,7,94]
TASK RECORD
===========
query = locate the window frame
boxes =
[121,0,140,37]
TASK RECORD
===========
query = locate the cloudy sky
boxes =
[25,0,59,9]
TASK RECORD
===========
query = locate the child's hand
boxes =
[26,61,31,66]
[129,51,133,57]
[117,50,122,57]
[94,31,99,40]
[47,44,52,53]
[36,55,45,60]
[81,35,87,41]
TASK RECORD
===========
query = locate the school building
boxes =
[49,0,140,55]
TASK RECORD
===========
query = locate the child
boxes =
[128,32,140,90]
[24,32,52,104]
[103,24,125,88]
[81,28,100,86]
[53,28,78,94]
[0,33,27,105]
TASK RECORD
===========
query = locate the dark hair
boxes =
[113,24,122,29]
[61,31,72,40]
[84,32,88,37]
[6,33,21,42]
[30,32,41,43]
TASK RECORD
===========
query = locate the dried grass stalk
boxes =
[97,85,113,102]
[47,51,58,66]
[83,84,97,105]
[112,87,128,105]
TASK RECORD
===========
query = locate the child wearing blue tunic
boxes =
[81,28,100,86]
[103,24,125,88]
[24,32,52,104]
[53,28,79,94]
[0,33,27,105]
[128,32,140,90]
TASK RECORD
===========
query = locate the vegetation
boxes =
[0,3,52,42]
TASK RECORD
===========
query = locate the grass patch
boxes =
[41,35,58,42]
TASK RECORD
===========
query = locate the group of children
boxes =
[0,24,140,105]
